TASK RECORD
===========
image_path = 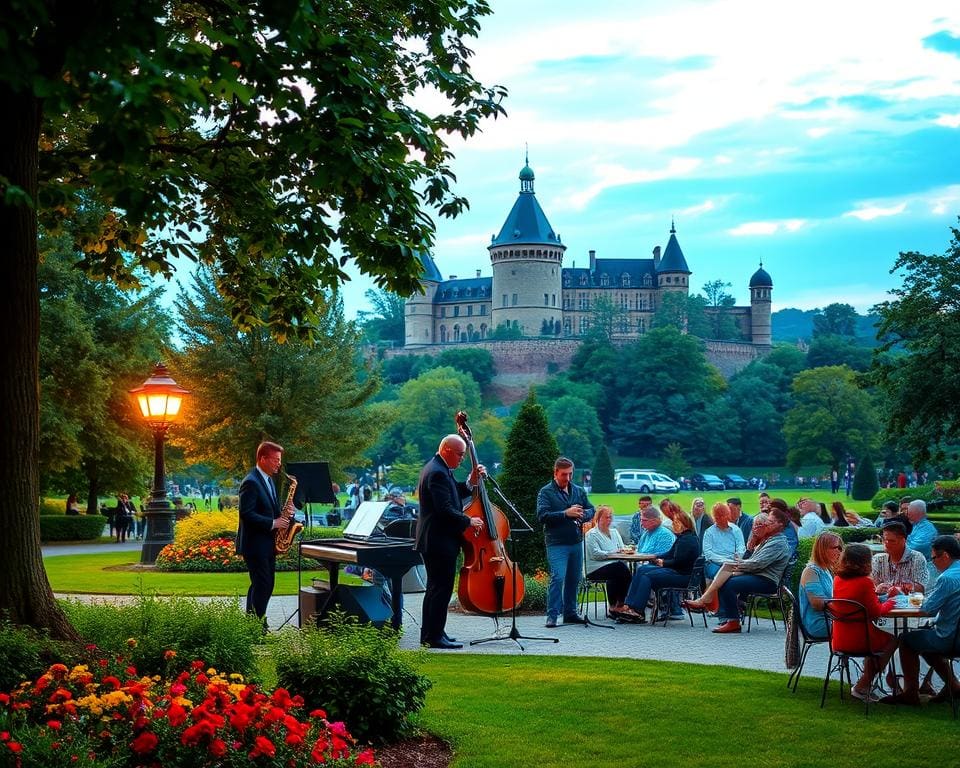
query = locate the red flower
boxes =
[249,735,276,758]
[309,708,327,719]
[131,731,158,754]
[209,739,228,757]
[5,742,22,754]
[356,749,376,765]
[102,676,121,690]
[190,660,205,671]
[47,720,62,731]
[164,650,177,660]
[167,702,188,727]
[0,694,8,705]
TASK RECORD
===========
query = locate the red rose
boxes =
[131,731,158,754]
[356,749,376,765]
[209,739,228,757]
[249,735,276,758]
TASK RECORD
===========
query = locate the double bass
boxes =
[455,411,525,615]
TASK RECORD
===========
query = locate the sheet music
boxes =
[343,501,390,539]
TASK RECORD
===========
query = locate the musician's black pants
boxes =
[421,547,457,643]
[244,551,276,620]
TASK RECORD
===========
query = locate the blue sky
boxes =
[342,2,960,316]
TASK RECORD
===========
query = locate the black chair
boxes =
[743,555,797,633]
[932,612,960,720]
[782,585,829,692]
[653,557,708,628]
[578,525,611,619]
[820,598,897,716]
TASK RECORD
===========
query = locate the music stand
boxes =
[468,475,559,650]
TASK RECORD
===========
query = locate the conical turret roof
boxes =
[416,250,443,283]
[656,221,691,273]
[489,161,564,250]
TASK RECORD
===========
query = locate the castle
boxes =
[403,160,773,354]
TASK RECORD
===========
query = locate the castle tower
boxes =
[749,261,773,347]
[488,158,565,337]
[404,250,442,347]
[656,220,691,298]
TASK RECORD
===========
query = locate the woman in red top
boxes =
[832,543,900,702]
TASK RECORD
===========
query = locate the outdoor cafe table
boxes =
[605,551,657,572]
[885,605,929,635]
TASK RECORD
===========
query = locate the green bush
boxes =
[273,612,431,745]
[60,594,264,679]
[788,527,879,596]
[870,483,939,509]
[39,514,106,541]
[851,454,879,500]
[39,497,67,515]
[934,521,960,535]
[522,573,547,612]
[0,620,63,692]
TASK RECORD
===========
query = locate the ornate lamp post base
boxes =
[140,501,177,564]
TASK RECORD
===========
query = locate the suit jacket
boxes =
[414,454,471,557]
[236,468,281,558]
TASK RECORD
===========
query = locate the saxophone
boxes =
[274,473,302,554]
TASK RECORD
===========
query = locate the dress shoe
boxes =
[563,614,587,624]
[442,633,458,643]
[545,618,558,628]
[712,620,742,634]
[423,638,463,650]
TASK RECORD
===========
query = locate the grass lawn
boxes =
[417,655,957,768]
[42,551,342,595]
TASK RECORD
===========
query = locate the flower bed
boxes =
[154,538,307,572]
[0,653,374,767]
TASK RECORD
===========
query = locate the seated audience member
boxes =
[584,505,633,612]
[832,500,851,527]
[66,493,81,515]
[906,500,938,560]
[843,509,872,527]
[702,502,745,580]
[728,497,753,541]
[797,497,826,539]
[616,508,701,622]
[691,497,713,541]
[832,544,899,703]
[659,498,677,521]
[799,531,844,639]
[629,495,657,544]
[884,535,960,705]
[874,500,899,528]
[682,508,793,634]
[818,502,832,525]
[632,504,676,558]
[767,498,799,554]
[871,521,929,594]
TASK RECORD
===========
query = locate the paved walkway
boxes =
[45,543,834,680]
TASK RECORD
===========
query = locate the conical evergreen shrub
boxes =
[851,453,880,501]
[591,445,615,493]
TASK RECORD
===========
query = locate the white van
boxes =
[614,469,680,494]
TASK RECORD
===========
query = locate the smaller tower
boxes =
[404,251,442,347]
[749,261,773,347]
[655,220,691,294]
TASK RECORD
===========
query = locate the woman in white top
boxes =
[584,505,633,611]
[701,502,746,580]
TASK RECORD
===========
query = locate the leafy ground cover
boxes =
[417,655,958,768]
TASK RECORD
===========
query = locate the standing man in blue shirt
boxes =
[537,457,594,628]
[884,535,960,705]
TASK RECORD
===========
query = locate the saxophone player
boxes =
[237,441,290,623]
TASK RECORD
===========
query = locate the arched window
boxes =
[480,323,487,339]
[600,273,609,287]
[643,274,652,287]
[440,326,447,343]
[453,324,461,342]
[580,273,588,286]
[563,318,572,336]
[621,273,631,287]
[563,274,571,287]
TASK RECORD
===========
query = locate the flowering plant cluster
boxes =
[155,538,305,572]
[0,651,375,768]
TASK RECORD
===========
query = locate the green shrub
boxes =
[0,620,52,692]
[39,497,67,516]
[870,483,939,509]
[272,612,431,745]
[60,594,264,679]
[39,514,106,541]
[851,454,879,500]
[934,521,960,535]
[522,572,547,612]
[788,528,879,596]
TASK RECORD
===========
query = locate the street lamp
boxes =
[129,362,190,564]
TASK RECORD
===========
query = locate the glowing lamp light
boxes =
[129,363,190,429]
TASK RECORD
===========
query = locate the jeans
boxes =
[717,574,776,622]
[546,542,583,620]
[625,566,690,613]
[705,562,723,579]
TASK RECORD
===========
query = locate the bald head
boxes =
[438,435,467,469]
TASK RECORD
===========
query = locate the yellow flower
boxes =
[126,638,138,648]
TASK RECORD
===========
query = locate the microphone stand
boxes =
[468,475,558,650]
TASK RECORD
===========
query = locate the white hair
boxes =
[908,499,927,515]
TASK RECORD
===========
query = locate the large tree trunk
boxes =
[0,85,80,640]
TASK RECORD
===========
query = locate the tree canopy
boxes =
[870,222,960,461]
[1,0,505,635]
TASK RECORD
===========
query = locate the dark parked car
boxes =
[722,474,750,490]
[690,473,726,491]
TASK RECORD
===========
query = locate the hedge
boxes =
[789,526,879,596]
[39,514,107,541]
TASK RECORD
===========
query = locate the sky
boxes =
[335,0,960,318]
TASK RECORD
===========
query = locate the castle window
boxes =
[544,293,549,306]
[453,324,461,342]
[467,305,473,316]
[579,318,590,335]
[480,305,487,316]
[440,326,447,343]
[637,318,646,334]
[441,307,446,318]
[580,274,588,286]
[665,276,672,284]
[563,274,571,287]
[512,293,518,306]
[563,318,572,336]
[643,274,652,287]
[551,294,556,307]
[480,323,487,339]
[621,273,630,287]
[502,294,507,307]
[453,305,460,317]
[600,273,609,287]
[467,323,474,341]
[452,288,459,298]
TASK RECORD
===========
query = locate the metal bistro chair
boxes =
[653,556,708,628]
[782,585,829,693]
[743,555,797,633]
[578,522,610,619]
[936,611,960,720]
[820,598,897,716]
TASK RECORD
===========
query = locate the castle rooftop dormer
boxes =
[656,220,691,274]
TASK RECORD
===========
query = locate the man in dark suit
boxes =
[415,434,483,649]
[236,440,289,621]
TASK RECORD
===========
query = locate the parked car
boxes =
[690,473,726,491]
[614,469,681,494]
[721,473,750,490]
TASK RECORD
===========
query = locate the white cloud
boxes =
[677,200,716,216]
[843,203,907,221]
[728,219,807,236]
[556,157,702,211]
[806,127,833,139]
[935,113,960,128]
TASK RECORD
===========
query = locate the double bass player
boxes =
[415,434,484,649]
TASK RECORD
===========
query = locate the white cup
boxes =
[908,592,923,608]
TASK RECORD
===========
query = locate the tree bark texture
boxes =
[0,85,80,639]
